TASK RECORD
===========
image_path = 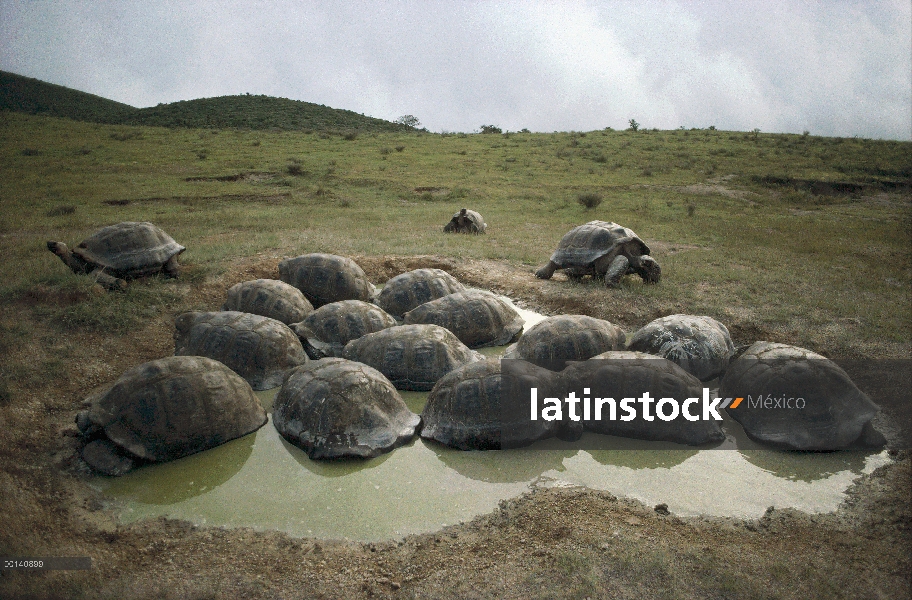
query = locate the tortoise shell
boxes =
[278,253,375,308]
[375,268,465,319]
[627,314,735,381]
[174,311,307,390]
[222,279,314,325]
[272,358,420,459]
[549,221,649,269]
[76,356,266,475]
[562,351,726,446]
[291,299,397,359]
[505,314,626,368]
[402,289,524,348]
[71,221,185,278]
[342,324,484,391]
[719,342,883,451]
[443,208,487,234]
[420,358,562,450]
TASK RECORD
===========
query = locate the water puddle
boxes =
[89,296,890,541]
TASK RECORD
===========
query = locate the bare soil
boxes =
[1,255,909,599]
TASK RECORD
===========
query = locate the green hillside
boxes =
[0,70,137,124]
[0,70,408,132]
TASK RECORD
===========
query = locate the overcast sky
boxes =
[2,0,910,139]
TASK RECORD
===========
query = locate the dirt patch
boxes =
[185,171,278,183]
[1,254,909,599]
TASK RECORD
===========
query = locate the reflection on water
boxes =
[89,300,892,541]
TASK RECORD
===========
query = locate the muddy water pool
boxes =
[89,299,889,541]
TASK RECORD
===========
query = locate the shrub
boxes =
[379,147,392,155]
[479,124,502,134]
[342,131,358,141]
[46,205,76,217]
[628,119,640,132]
[287,164,303,176]
[577,192,603,209]
[395,145,405,152]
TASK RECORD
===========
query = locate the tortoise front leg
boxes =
[604,255,629,288]
[89,268,127,291]
[535,261,558,279]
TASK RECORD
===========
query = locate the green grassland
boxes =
[0,108,910,384]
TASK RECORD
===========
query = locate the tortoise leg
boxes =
[163,255,181,278]
[535,261,558,279]
[89,268,127,291]
[46,241,91,274]
[604,255,629,288]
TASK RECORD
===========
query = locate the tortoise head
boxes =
[633,255,661,284]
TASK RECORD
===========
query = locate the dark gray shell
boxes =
[443,208,486,234]
[550,221,649,269]
[420,359,561,450]
[562,351,726,445]
[77,356,267,475]
[174,311,307,390]
[720,342,882,451]
[222,279,314,325]
[403,290,524,348]
[278,253,376,308]
[72,221,185,278]
[342,324,484,391]
[291,299,397,359]
[627,314,735,381]
[504,314,626,368]
[272,358,420,460]
[375,268,465,318]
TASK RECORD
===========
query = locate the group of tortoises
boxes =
[51,221,886,476]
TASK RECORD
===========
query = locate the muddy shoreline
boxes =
[1,255,909,599]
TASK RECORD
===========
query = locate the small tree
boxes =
[628,119,640,132]
[395,115,421,128]
[479,124,502,134]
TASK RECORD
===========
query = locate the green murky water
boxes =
[89,298,889,541]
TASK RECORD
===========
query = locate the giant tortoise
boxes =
[535,221,660,287]
[174,311,307,390]
[76,356,267,476]
[342,324,484,391]
[272,358,421,459]
[290,299,397,359]
[403,290,523,348]
[720,342,886,451]
[627,314,735,381]
[278,253,375,308]
[47,221,185,290]
[222,279,314,325]
[375,268,465,319]
[443,208,486,234]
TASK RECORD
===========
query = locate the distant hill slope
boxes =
[1,70,137,124]
[0,70,408,132]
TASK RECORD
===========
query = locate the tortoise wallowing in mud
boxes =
[47,221,185,290]
[278,253,375,308]
[535,221,660,287]
[272,358,421,459]
[76,356,267,476]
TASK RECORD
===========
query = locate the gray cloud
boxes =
[1,0,908,139]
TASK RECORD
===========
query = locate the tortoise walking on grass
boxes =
[443,208,486,234]
[535,221,660,287]
[47,221,185,290]
[76,356,267,476]
[273,358,421,460]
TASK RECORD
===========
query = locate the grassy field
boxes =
[2,111,909,359]
[0,109,910,598]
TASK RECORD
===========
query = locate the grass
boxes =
[0,112,909,396]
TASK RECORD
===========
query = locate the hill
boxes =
[0,70,408,132]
